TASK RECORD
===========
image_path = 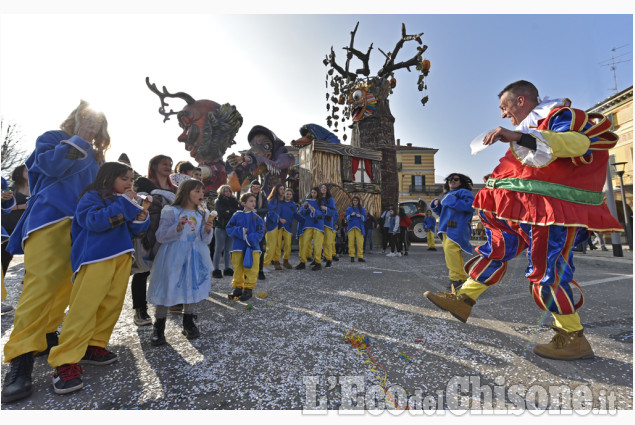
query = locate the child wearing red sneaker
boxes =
[47,162,149,394]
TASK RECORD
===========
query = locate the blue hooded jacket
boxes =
[300,198,325,232]
[345,205,366,235]
[431,188,474,253]
[278,200,300,234]
[70,191,149,280]
[7,131,99,254]
[226,210,265,253]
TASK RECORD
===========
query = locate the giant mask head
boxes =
[247,125,284,160]
[146,77,242,163]
[348,82,377,122]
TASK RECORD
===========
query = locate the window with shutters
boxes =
[410,175,424,192]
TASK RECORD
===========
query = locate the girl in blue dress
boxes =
[147,179,214,345]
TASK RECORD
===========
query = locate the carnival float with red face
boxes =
[146,77,243,195]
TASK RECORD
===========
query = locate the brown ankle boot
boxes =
[283,259,292,269]
[423,290,475,323]
[533,326,594,360]
[273,261,282,270]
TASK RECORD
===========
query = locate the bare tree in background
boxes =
[1,118,29,178]
[324,22,431,210]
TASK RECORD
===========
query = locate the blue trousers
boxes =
[364,229,374,251]
[213,228,233,271]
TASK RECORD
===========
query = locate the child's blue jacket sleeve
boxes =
[34,134,95,178]
[75,193,144,233]
[441,189,475,213]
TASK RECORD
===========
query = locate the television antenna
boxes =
[599,45,632,94]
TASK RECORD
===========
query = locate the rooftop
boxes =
[396,139,437,152]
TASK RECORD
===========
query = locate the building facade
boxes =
[587,86,633,229]
[396,139,441,206]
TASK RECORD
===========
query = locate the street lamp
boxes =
[611,161,632,250]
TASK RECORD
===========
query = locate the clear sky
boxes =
[1,4,633,184]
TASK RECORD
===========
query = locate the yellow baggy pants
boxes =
[323,227,335,261]
[426,230,436,249]
[4,220,74,362]
[231,251,261,290]
[1,265,6,301]
[442,233,468,282]
[348,228,364,259]
[263,228,280,266]
[48,254,132,367]
[303,228,324,264]
[278,229,292,260]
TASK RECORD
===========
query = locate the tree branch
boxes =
[377,23,426,77]
[328,21,374,79]
[328,46,357,80]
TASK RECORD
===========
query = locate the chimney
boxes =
[396,139,400,146]
[407,143,412,147]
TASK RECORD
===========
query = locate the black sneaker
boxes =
[80,346,118,366]
[332,256,339,262]
[310,261,317,267]
[357,258,366,262]
[295,262,306,270]
[258,271,266,280]
[325,260,332,268]
[52,364,83,395]
[228,287,243,299]
[223,268,234,276]
[212,269,223,279]
[404,251,408,256]
[311,263,322,271]
[1,353,34,403]
[35,331,60,357]
[239,289,253,302]
[350,257,355,262]
[306,257,313,263]
[133,307,152,326]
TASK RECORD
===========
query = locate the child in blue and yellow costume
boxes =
[345,196,367,262]
[226,192,265,302]
[277,188,301,269]
[262,183,284,270]
[47,162,149,395]
[294,198,308,270]
[319,184,338,267]
[430,173,474,289]
[2,101,110,404]
[299,187,325,271]
[423,210,437,251]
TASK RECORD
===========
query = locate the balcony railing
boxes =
[408,185,443,195]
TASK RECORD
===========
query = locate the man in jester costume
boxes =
[424,80,622,360]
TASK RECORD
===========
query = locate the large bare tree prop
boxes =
[324,22,430,210]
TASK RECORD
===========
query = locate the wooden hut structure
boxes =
[298,140,383,218]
